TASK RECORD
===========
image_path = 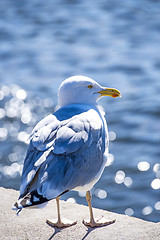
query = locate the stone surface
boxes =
[0,187,159,240]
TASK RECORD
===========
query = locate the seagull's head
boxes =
[58,75,121,107]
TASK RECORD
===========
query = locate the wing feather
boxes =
[19,105,108,203]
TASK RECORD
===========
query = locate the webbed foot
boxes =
[46,218,77,228]
[83,216,115,228]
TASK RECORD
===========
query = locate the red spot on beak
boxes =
[112,93,119,98]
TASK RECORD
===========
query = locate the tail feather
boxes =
[12,190,48,214]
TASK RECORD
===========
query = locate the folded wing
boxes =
[18,105,108,207]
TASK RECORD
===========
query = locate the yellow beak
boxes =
[98,87,121,98]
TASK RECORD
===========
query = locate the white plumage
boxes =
[13,76,121,228]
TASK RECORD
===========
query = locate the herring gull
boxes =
[12,76,121,228]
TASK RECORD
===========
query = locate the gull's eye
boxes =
[87,84,93,89]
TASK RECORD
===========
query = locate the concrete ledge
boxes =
[0,187,159,240]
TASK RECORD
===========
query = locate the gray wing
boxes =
[19,106,108,202]
[19,114,60,196]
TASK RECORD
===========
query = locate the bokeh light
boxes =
[125,208,134,216]
[151,179,160,190]
[115,170,125,184]
[154,202,160,211]
[124,177,133,187]
[66,198,76,203]
[78,191,86,198]
[153,163,160,173]
[16,89,27,100]
[0,128,8,141]
[142,206,153,216]
[105,153,114,167]
[109,131,116,141]
[95,189,107,199]
[137,161,150,172]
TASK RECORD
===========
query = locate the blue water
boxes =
[0,0,160,222]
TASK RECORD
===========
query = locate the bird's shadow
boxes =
[47,227,61,240]
[81,222,115,240]
[47,220,115,240]
[81,227,96,240]
[47,225,94,240]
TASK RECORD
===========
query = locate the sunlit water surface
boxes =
[0,0,160,222]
